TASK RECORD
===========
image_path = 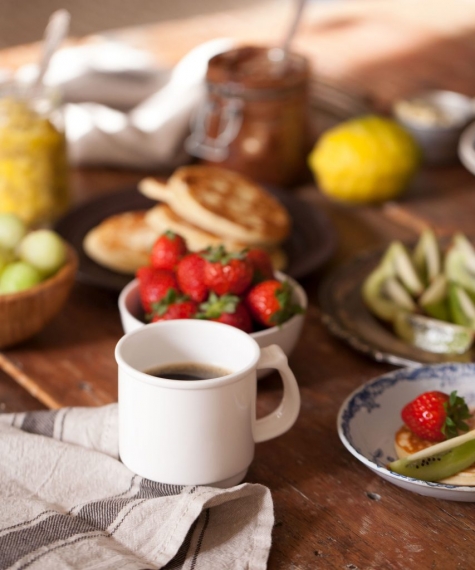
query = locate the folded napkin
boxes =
[14,38,234,169]
[0,405,273,570]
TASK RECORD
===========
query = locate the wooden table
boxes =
[3,2,475,568]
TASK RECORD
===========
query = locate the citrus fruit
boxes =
[308,115,420,203]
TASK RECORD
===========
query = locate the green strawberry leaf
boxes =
[198,292,240,319]
[147,288,189,320]
[269,281,305,326]
[442,390,472,439]
[201,245,246,265]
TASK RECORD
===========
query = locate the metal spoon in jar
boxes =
[31,9,71,93]
[269,0,307,73]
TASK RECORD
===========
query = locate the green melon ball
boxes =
[0,247,14,276]
[0,213,27,251]
[18,230,67,276]
[0,261,43,294]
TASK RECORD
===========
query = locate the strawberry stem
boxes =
[442,390,472,439]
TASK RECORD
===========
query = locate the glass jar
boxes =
[186,46,311,187]
[0,82,69,227]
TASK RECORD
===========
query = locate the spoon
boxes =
[31,9,71,93]
[270,0,307,72]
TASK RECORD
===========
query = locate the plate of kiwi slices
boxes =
[338,362,475,500]
[319,231,475,367]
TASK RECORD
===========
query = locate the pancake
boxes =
[395,416,475,485]
[83,211,158,274]
[145,203,287,270]
[138,165,291,246]
[145,204,242,252]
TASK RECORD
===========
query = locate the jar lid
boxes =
[206,46,309,91]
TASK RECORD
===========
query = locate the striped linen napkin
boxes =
[0,405,273,570]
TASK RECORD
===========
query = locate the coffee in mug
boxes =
[115,319,300,487]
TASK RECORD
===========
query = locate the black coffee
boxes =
[144,362,231,381]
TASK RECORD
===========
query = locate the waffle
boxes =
[395,422,475,486]
[83,211,158,274]
[139,166,291,246]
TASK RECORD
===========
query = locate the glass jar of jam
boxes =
[186,46,310,187]
[0,82,69,227]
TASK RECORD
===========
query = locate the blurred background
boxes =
[0,0,265,48]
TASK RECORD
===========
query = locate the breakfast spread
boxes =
[388,390,475,484]
[135,230,303,333]
[362,230,475,354]
[84,165,291,274]
[0,212,67,293]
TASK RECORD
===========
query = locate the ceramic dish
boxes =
[338,362,475,501]
[318,247,474,367]
[393,90,475,164]
[118,271,307,363]
[55,186,337,292]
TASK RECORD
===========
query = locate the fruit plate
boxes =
[338,362,475,501]
[318,247,474,367]
[55,186,337,292]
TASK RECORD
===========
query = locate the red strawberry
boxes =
[245,279,303,328]
[150,289,198,322]
[150,231,187,271]
[246,247,274,283]
[198,292,253,333]
[176,253,208,302]
[136,266,178,313]
[203,246,253,296]
[401,390,472,442]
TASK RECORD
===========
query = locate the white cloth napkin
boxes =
[14,39,233,169]
[0,405,273,570]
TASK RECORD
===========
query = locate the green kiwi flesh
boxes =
[388,439,475,482]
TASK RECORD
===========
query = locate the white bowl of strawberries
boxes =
[118,231,307,361]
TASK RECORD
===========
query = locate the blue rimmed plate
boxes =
[337,363,475,501]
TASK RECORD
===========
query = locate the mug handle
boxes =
[253,344,301,443]
[459,121,475,174]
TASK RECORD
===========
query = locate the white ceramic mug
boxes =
[115,319,301,487]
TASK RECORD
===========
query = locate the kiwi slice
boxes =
[362,251,400,322]
[449,283,475,329]
[383,277,417,312]
[419,274,449,321]
[393,312,473,354]
[445,247,475,295]
[413,228,441,285]
[389,241,424,296]
[388,439,475,482]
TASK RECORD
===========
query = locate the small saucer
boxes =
[338,362,475,501]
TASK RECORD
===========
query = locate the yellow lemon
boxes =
[308,115,420,203]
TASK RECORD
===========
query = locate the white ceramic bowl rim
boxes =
[338,362,475,494]
[118,270,308,338]
[393,90,475,131]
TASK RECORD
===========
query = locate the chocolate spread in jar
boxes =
[191,46,311,187]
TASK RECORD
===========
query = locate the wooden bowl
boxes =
[0,244,78,348]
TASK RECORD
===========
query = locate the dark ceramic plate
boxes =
[55,186,337,292]
[318,249,473,368]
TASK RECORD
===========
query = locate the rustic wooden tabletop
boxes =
[2,2,475,568]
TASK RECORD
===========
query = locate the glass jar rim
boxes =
[206,45,310,91]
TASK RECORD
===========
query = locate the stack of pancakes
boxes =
[83,166,291,274]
